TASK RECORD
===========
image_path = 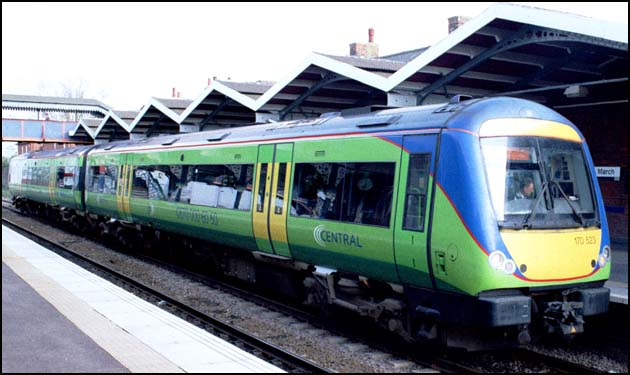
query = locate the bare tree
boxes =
[36,78,93,121]
[59,79,88,100]
[58,79,90,121]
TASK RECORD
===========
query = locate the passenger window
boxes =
[131,167,150,199]
[131,164,254,211]
[403,154,431,231]
[257,164,268,212]
[275,163,287,214]
[56,166,74,189]
[291,162,395,227]
[187,163,252,210]
[29,165,45,186]
[132,166,172,200]
[87,165,117,194]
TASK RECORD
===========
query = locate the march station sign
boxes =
[595,166,620,181]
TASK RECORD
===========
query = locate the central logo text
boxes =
[313,225,363,248]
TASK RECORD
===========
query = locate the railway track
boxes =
[512,349,607,374]
[2,202,623,373]
[2,215,329,373]
[444,349,611,373]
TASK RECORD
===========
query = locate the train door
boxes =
[116,154,132,221]
[393,134,439,287]
[252,143,294,257]
[48,161,58,206]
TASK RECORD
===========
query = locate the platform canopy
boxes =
[69,118,101,139]
[178,80,271,131]
[238,3,627,118]
[381,3,628,108]
[91,110,137,143]
[128,98,191,138]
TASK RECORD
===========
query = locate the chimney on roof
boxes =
[349,27,379,58]
[208,78,212,86]
[448,16,470,33]
[172,87,176,98]
[177,91,181,98]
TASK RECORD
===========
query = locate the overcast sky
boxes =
[2,2,628,112]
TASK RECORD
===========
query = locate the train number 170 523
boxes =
[574,235,596,245]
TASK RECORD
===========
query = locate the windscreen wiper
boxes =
[550,180,585,226]
[521,181,548,229]
[537,155,553,210]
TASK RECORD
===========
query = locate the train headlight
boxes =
[503,259,517,275]
[598,245,611,267]
[488,251,506,269]
[603,245,611,260]
[488,251,516,274]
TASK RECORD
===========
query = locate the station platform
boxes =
[606,280,628,305]
[1,225,284,373]
[606,240,628,305]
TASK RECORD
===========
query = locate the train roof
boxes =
[88,96,574,155]
[11,144,95,161]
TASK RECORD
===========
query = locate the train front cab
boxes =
[480,119,610,338]
[423,112,610,347]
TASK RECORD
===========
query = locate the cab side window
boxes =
[403,154,431,231]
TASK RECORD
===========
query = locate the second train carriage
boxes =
[8,145,90,218]
[9,97,611,348]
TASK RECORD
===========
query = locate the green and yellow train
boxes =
[9,97,611,348]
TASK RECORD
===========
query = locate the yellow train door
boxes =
[252,143,294,257]
[115,154,132,221]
